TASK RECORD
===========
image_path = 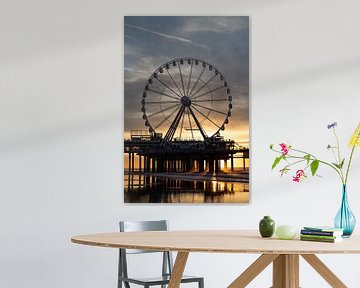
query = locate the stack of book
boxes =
[300,226,344,243]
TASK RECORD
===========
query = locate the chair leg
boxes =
[118,279,130,288]
[199,278,204,288]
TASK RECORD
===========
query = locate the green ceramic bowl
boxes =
[275,225,297,240]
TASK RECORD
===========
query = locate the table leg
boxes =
[301,254,347,288]
[228,254,279,288]
[168,252,189,288]
[272,254,299,288]
[228,253,348,288]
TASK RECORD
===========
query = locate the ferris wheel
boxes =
[141,57,232,141]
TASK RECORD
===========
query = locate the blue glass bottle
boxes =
[334,185,356,237]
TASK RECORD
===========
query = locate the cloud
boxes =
[124,67,149,83]
[180,17,249,34]
[125,23,209,49]
[124,67,140,72]
[124,54,159,83]
[124,34,142,42]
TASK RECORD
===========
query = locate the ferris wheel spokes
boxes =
[142,57,232,141]
[192,98,229,103]
[186,109,194,140]
[190,73,218,98]
[147,88,180,101]
[191,105,222,130]
[164,68,183,97]
[186,60,194,96]
[192,102,227,116]
[164,105,186,141]
[154,76,182,98]
[153,105,181,130]
[147,103,179,118]
[188,107,208,140]
[191,86,225,101]
[188,65,206,97]
[177,59,186,95]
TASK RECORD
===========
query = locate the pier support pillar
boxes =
[128,152,131,173]
[131,152,135,173]
[198,160,204,172]
[209,159,214,173]
[215,160,220,173]
[158,160,164,172]
[151,159,155,172]
[146,157,151,172]
[185,159,191,172]
[189,160,194,171]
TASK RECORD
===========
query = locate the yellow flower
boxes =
[349,122,360,148]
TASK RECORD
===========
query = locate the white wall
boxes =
[1,0,360,287]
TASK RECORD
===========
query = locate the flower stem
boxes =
[333,128,342,164]
[291,148,317,159]
[284,159,306,169]
[279,153,344,182]
[332,128,345,182]
[345,146,356,185]
[286,148,344,183]
[330,148,338,164]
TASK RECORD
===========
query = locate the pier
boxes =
[125,130,249,174]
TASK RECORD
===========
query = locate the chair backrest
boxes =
[118,220,174,283]
[120,220,168,232]
[119,220,168,254]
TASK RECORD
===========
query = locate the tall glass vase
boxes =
[334,185,356,237]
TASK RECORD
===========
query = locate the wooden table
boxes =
[71,230,360,288]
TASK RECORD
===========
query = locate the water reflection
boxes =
[125,173,249,203]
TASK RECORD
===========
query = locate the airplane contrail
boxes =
[125,23,209,49]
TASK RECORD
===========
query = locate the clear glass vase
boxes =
[334,185,356,237]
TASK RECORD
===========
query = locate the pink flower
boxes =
[293,170,306,182]
[279,143,289,155]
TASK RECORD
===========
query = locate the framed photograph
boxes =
[124,16,249,203]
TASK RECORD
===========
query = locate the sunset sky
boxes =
[124,16,249,145]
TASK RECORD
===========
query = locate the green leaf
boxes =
[270,144,274,149]
[271,156,282,170]
[310,160,319,176]
[332,162,341,169]
[304,154,311,164]
[332,159,345,169]
[339,159,345,169]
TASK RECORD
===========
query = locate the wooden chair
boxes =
[118,220,204,288]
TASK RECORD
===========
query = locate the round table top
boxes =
[71,230,360,254]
